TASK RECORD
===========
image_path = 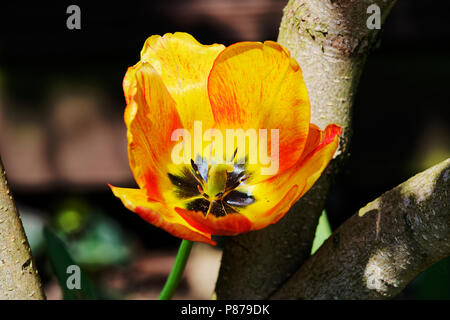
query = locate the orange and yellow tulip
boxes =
[110,32,341,245]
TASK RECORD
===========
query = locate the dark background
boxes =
[0,0,449,299]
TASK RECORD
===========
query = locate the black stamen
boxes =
[226,171,247,191]
[224,190,255,207]
[168,169,202,198]
[215,191,224,198]
[187,198,210,214]
[190,159,198,172]
[231,148,238,162]
[171,157,255,218]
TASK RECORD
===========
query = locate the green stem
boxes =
[158,239,193,300]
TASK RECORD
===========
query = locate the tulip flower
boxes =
[110,32,341,246]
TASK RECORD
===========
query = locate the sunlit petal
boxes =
[239,124,341,230]
[208,41,310,176]
[140,32,225,130]
[124,63,183,201]
[110,185,215,245]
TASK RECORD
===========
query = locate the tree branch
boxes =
[272,158,450,299]
[0,156,45,299]
[216,0,398,299]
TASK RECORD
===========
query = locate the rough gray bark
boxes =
[216,171,333,299]
[272,158,450,299]
[216,0,398,299]
[0,157,45,299]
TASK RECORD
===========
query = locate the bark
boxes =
[216,0,397,299]
[272,158,450,299]
[0,157,45,299]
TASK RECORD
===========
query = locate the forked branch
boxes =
[216,0,398,299]
[272,158,450,299]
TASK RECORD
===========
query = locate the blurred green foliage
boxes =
[311,210,332,255]
[44,227,97,299]
[53,198,131,268]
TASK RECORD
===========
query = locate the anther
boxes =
[215,191,224,199]
[231,148,238,162]
[191,159,199,173]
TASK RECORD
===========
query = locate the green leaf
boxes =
[64,212,131,267]
[311,210,332,255]
[43,227,97,300]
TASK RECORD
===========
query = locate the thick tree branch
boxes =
[0,157,45,299]
[272,158,450,299]
[216,0,397,299]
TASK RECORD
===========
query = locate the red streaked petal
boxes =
[110,185,216,245]
[175,207,252,236]
[124,63,183,201]
[208,41,310,176]
[239,124,341,230]
[140,32,225,130]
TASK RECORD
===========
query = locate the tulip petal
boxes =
[110,185,215,245]
[238,124,342,230]
[208,41,311,176]
[124,63,183,201]
[175,206,252,236]
[140,32,225,130]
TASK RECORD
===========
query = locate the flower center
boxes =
[168,157,255,218]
